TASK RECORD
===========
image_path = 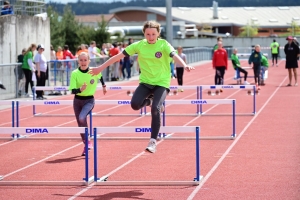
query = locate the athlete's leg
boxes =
[131,84,152,110]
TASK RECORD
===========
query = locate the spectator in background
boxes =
[63,44,75,69]
[109,42,120,81]
[16,48,26,96]
[175,46,187,91]
[249,44,262,90]
[128,38,133,45]
[22,43,37,97]
[213,41,228,85]
[1,1,13,15]
[101,43,108,56]
[34,44,48,100]
[122,43,132,81]
[284,36,300,86]
[231,48,250,85]
[56,46,63,60]
[270,39,280,67]
[75,44,88,57]
[260,54,269,86]
[88,41,102,67]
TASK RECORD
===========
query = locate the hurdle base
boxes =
[0,180,90,186]
[93,136,234,140]
[95,180,200,186]
[199,112,255,116]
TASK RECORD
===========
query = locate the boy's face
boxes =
[255,46,260,52]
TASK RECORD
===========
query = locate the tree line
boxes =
[47,0,300,15]
[47,6,110,54]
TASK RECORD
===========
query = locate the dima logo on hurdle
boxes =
[118,101,131,104]
[44,101,60,105]
[221,86,234,88]
[26,128,49,133]
[53,87,68,91]
[135,128,152,132]
[190,100,208,104]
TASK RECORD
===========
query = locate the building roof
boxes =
[110,6,300,28]
[75,14,121,23]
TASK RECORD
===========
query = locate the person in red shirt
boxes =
[109,42,120,81]
[212,42,228,85]
[63,45,76,70]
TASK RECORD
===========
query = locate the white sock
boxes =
[150,138,156,143]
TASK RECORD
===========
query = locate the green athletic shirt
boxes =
[261,56,269,67]
[231,54,240,69]
[124,38,175,88]
[22,51,33,70]
[270,42,279,54]
[69,68,102,96]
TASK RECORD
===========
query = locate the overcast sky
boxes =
[45,0,128,3]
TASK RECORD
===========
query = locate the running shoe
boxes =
[244,81,250,85]
[81,148,86,156]
[146,139,156,153]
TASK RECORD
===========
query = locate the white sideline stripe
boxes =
[0,127,86,134]
[95,126,199,133]
[186,76,288,200]
[201,85,254,89]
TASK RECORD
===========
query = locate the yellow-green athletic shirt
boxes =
[270,42,279,54]
[124,38,175,88]
[69,67,102,96]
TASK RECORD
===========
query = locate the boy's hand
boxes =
[80,82,87,92]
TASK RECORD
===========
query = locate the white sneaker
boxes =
[244,81,250,85]
[146,139,156,153]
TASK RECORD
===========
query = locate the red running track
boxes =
[0,60,299,200]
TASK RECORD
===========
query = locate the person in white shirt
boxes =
[34,44,48,100]
[88,41,102,67]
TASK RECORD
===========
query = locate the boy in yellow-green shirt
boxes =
[270,39,279,66]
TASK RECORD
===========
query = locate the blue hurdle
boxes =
[0,127,92,186]
[93,126,202,186]
[199,85,256,115]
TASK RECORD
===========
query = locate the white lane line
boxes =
[186,76,287,200]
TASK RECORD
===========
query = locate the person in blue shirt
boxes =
[1,1,14,15]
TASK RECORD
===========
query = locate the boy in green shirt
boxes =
[270,39,279,66]
[231,49,250,85]
[260,55,269,85]
[89,21,195,153]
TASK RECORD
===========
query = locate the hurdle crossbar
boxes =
[199,85,256,115]
[0,127,92,186]
[31,87,147,117]
[93,126,202,186]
